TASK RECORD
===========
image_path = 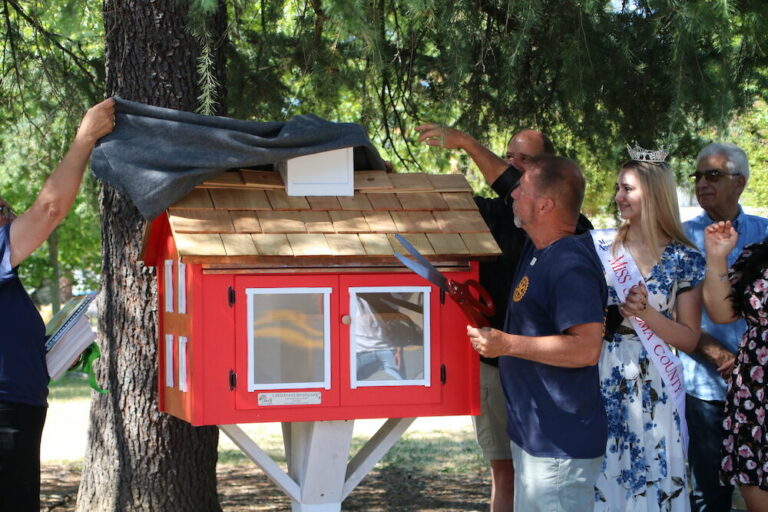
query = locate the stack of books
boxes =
[45,292,97,381]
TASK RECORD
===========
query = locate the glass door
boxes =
[349,287,431,388]
[340,275,442,407]
[235,275,339,409]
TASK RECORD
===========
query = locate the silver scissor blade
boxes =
[393,251,448,291]
[393,234,448,290]
[394,233,434,268]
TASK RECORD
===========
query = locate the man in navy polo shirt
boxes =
[416,122,554,511]
[468,155,607,512]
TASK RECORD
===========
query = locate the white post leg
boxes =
[284,420,355,512]
[219,418,416,511]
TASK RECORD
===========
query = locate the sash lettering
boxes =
[591,229,688,452]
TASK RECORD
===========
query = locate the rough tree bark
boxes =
[76,1,228,510]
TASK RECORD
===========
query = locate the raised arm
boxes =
[9,98,115,268]
[415,123,510,185]
[467,322,604,368]
[702,221,740,324]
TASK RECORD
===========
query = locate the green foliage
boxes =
[0,0,104,301]
[1,0,768,302]
[0,114,102,298]
[701,98,768,211]
[195,31,221,115]
[48,372,93,402]
[225,0,768,214]
[187,0,226,115]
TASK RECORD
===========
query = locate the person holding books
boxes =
[0,98,114,510]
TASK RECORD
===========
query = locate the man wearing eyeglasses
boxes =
[682,142,768,512]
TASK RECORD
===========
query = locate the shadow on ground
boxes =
[42,435,490,511]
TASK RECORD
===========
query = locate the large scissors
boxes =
[393,233,495,327]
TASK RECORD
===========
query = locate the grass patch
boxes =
[48,373,92,402]
[218,448,286,466]
[217,426,485,479]
[42,460,84,471]
[379,433,484,475]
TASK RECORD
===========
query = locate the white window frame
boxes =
[165,334,174,388]
[164,260,174,313]
[246,287,332,392]
[177,262,187,314]
[178,336,188,392]
[348,286,431,389]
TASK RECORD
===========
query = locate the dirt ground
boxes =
[41,396,488,511]
[41,462,490,511]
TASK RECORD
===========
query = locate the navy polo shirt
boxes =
[0,224,48,406]
[475,166,594,364]
[500,232,607,459]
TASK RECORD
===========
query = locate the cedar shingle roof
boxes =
[164,170,501,265]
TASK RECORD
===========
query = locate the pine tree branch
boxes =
[1,0,46,138]
[477,0,519,33]
[4,0,94,78]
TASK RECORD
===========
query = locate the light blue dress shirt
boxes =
[681,207,768,401]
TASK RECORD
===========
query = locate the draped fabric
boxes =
[91,98,386,220]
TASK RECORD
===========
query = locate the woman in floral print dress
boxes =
[703,221,768,511]
[594,159,705,512]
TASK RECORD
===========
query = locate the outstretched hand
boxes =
[415,123,471,150]
[75,98,116,146]
[704,221,738,260]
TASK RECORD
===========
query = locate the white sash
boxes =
[591,229,688,452]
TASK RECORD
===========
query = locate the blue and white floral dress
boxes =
[594,241,705,512]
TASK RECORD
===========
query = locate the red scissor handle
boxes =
[447,279,496,328]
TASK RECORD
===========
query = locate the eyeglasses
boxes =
[0,205,14,219]
[688,169,740,183]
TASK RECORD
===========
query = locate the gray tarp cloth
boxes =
[91,98,386,220]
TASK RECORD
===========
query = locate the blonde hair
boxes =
[614,160,695,259]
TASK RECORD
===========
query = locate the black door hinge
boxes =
[228,286,236,307]
[440,364,446,384]
[229,369,237,391]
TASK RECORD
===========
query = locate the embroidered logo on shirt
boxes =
[513,276,529,302]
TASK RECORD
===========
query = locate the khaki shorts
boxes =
[511,441,602,512]
[471,362,512,461]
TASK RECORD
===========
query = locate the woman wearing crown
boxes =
[593,147,705,511]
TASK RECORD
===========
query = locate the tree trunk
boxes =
[77,1,227,510]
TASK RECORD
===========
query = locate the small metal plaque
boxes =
[258,392,322,406]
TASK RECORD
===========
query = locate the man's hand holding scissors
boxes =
[467,326,509,358]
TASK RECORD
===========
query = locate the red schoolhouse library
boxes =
[142,160,500,427]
